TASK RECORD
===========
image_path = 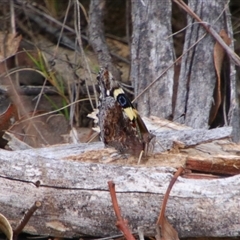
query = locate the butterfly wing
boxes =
[97,67,155,157]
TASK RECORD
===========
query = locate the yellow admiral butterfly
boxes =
[97,67,155,157]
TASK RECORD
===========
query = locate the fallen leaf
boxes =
[209,29,231,124]
[156,217,179,240]
[0,32,22,62]
[156,167,183,240]
[0,213,13,240]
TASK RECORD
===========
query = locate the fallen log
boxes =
[0,129,240,238]
[0,118,239,238]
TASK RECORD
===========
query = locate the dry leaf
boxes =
[156,168,183,240]
[0,104,18,132]
[0,32,22,62]
[0,213,13,240]
[156,217,179,240]
[210,29,231,124]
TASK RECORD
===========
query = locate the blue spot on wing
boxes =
[117,94,131,108]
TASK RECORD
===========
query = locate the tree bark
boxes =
[226,6,240,143]
[174,0,238,131]
[88,0,121,80]
[130,0,175,118]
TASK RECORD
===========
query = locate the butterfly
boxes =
[97,67,155,158]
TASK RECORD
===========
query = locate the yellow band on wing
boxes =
[123,107,138,121]
[113,88,124,98]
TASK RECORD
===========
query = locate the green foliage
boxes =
[25,49,69,119]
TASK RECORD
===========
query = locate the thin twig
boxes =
[108,181,136,240]
[156,167,184,225]
[10,0,16,35]
[75,0,98,110]
[52,0,72,60]
[13,201,41,240]
[12,97,91,124]
[32,78,47,116]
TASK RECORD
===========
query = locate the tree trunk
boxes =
[89,0,121,80]
[174,0,238,132]
[130,0,175,118]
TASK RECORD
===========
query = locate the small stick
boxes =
[13,201,42,240]
[156,167,184,226]
[108,181,136,240]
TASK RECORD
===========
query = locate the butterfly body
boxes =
[97,67,155,157]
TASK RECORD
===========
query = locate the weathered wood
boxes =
[154,126,232,151]
[184,140,240,175]
[0,146,239,238]
[130,0,175,118]
[226,2,240,143]
[174,0,236,130]
[0,117,236,237]
[143,116,232,151]
[0,121,239,238]
[4,115,233,152]
[88,0,121,80]
[186,156,240,175]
